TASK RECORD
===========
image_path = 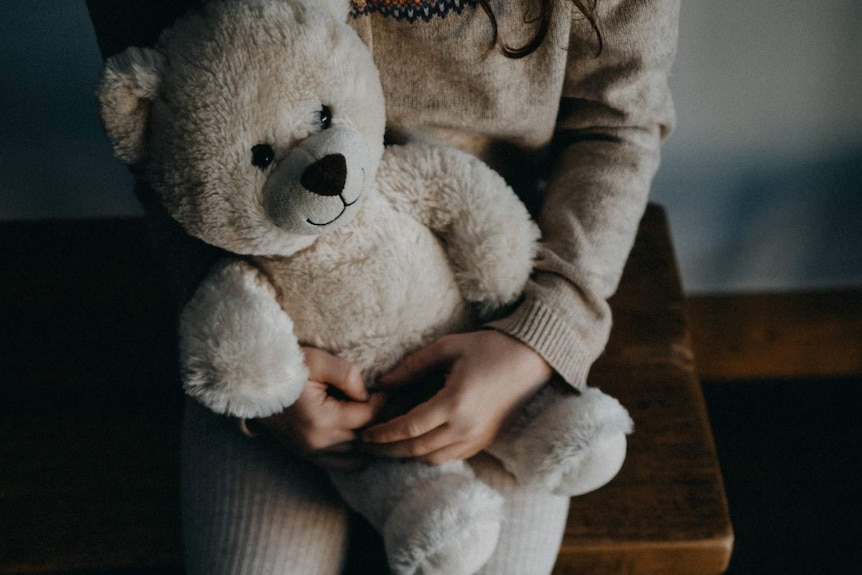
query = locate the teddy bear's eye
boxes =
[319,106,333,130]
[251,144,275,170]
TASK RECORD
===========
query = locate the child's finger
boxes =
[361,397,450,443]
[365,391,391,420]
[304,347,368,401]
[336,400,379,431]
[361,424,453,459]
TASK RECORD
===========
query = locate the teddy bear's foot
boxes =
[539,430,628,496]
[488,385,634,496]
[383,472,504,575]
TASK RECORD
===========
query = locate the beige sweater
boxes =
[347,0,679,387]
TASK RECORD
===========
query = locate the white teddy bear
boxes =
[98,0,632,573]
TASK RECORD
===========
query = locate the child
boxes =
[89,0,679,572]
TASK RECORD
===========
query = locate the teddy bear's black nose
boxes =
[301,153,347,197]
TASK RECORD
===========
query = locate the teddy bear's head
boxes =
[99,0,385,255]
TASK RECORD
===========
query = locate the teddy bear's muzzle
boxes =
[262,125,370,235]
[300,153,347,197]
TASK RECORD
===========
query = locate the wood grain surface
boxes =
[552,205,733,574]
[687,289,862,381]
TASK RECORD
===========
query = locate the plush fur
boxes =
[98,1,632,572]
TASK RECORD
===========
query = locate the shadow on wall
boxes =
[652,145,862,293]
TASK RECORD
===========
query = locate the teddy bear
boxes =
[97,0,633,573]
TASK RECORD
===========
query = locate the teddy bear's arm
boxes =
[179,258,308,419]
[379,144,541,312]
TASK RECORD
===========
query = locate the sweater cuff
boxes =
[486,296,597,390]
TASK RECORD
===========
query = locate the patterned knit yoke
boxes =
[351,0,479,22]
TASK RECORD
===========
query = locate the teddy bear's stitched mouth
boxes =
[306,194,359,227]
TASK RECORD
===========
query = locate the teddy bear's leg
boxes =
[329,459,504,575]
[179,259,308,419]
[486,385,633,497]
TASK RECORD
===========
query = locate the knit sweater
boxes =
[95,0,678,390]
[347,0,679,387]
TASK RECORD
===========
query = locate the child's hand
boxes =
[361,331,552,464]
[255,347,383,471]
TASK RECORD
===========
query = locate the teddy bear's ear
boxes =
[97,47,165,165]
[311,0,352,22]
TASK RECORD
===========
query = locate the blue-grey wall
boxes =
[651,1,862,292]
[2,1,860,293]
[0,2,139,219]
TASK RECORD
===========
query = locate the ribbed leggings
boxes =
[180,399,572,575]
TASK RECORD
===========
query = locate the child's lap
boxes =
[180,399,568,575]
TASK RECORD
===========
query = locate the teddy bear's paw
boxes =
[179,260,308,418]
[450,215,540,315]
[489,386,634,497]
[384,474,504,575]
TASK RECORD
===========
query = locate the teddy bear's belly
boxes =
[255,216,475,379]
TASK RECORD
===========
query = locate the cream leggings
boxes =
[181,399,571,575]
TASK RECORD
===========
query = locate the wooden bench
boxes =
[553,204,733,574]
[0,204,732,573]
